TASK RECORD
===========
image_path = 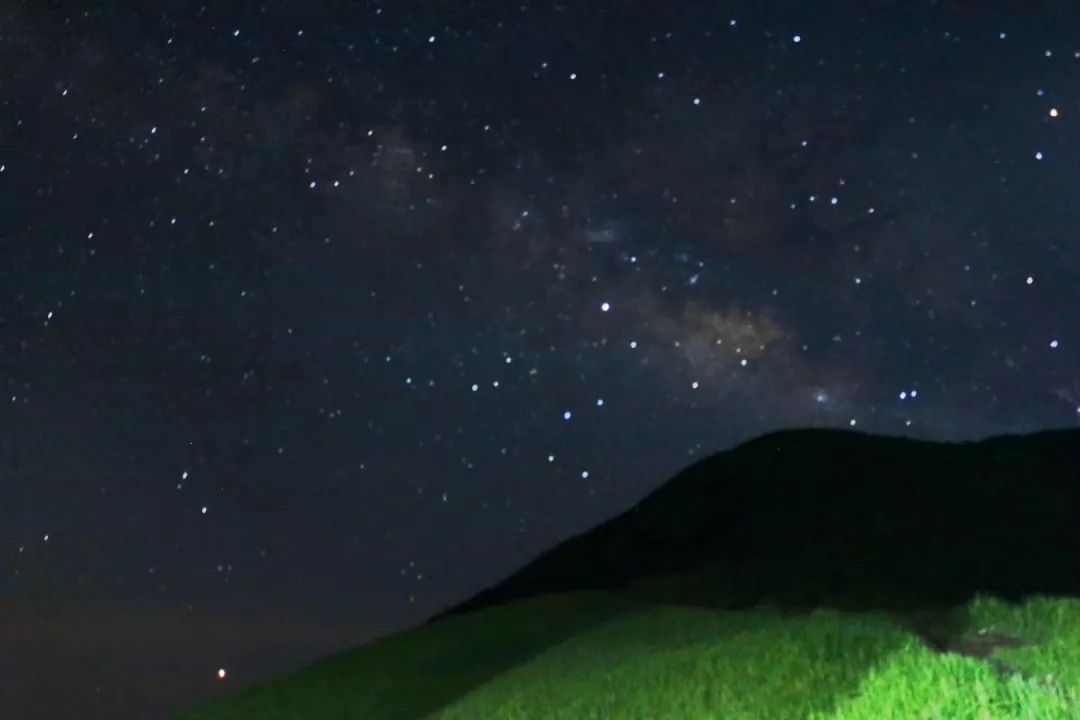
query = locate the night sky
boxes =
[3,1,1080,718]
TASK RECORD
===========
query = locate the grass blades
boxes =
[176,592,1080,720]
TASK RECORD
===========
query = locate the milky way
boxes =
[2,2,1078,718]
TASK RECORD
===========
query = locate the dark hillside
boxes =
[428,428,1080,624]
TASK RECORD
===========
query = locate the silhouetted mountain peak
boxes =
[428,427,1080,623]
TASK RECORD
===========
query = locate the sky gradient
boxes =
[2,2,1079,717]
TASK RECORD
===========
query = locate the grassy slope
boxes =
[175,590,1080,720]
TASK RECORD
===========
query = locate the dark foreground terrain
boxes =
[176,427,1080,720]
[428,427,1080,624]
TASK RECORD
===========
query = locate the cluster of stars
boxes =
[4,6,1079,717]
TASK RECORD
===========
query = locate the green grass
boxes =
[175,591,1080,720]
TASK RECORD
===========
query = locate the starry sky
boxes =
[3,1,1079,718]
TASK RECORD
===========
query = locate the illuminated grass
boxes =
[175,592,1080,720]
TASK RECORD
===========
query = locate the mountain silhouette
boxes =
[428,427,1080,625]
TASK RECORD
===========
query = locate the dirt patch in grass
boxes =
[897,607,1037,680]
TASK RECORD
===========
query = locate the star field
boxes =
[2,2,1078,717]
